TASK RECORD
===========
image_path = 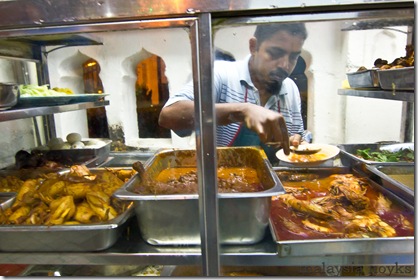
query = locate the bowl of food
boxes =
[0,82,19,110]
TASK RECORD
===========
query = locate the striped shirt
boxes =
[164,55,306,145]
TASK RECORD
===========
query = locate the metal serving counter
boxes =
[0,217,412,267]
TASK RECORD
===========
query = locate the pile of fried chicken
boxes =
[0,165,136,226]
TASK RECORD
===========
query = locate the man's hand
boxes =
[289,134,309,148]
[240,103,290,155]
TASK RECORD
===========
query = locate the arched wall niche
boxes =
[52,50,110,139]
[53,50,91,138]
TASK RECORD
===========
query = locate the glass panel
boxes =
[211,8,414,165]
[45,26,193,152]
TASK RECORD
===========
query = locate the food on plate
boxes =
[0,165,136,225]
[271,172,414,240]
[52,87,74,94]
[19,84,73,97]
[286,151,329,163]
[132,161,264,195]
[276,144,339,165]
[355,147,414,162]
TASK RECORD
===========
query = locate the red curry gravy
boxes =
[271,172,414,240]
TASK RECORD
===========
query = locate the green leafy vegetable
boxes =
[355,147,414,162]
[19,84,68,97]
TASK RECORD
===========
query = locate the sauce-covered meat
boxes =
[271,172,414,240]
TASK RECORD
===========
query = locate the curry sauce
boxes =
[135,167,264,195]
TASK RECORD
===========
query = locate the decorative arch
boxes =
[122,48,170,138]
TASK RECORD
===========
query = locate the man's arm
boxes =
[159,101,290,154]
[158,100,195,132]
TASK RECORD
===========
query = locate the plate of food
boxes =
[276,144,340,167]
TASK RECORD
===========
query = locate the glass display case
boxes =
[0,0,414,276]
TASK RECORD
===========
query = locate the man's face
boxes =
[250,30,304,93]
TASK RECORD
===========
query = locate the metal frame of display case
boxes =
[0,0,414,276]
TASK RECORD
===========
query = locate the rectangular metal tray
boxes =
[377,67,414,91]
[366,165,414,205]
[270,167,414,257]
[0,167,134,252]
[114,147,285,245]
[346,69,379,88]
[339,143,414,166]
[98,151,154,167]
[33,138,111,166]
[0,198,133,252]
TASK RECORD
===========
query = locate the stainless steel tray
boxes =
[114,147,285,245]
[346,69,379,88]
[0,197,134,252]
[98,151,154,167]
[377,67,414,91]
[0,167,135,252]
[270,167,414,257]
[32,138,111,166]
[366,165,414,205]
[339,143,414,166]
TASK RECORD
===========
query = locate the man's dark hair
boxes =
[254,22,308,46]
[214,48,236,61]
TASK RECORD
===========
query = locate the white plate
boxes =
[276,144,340,167]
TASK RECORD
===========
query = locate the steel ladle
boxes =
[289,145,322,155]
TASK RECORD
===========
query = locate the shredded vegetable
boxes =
[19,84,73,97]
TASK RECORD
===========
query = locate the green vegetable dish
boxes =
[19,84,72,97]
[355,148,414,162]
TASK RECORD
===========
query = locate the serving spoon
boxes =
[289,145,322,155]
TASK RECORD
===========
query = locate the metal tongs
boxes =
[289,144,322,155]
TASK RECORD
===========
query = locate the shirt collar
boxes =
[239,55,255,89]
